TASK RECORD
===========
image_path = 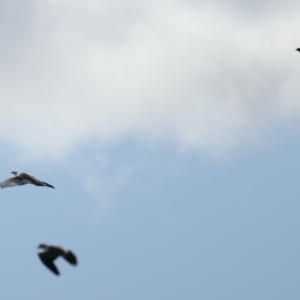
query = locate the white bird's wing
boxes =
[0,176,27,189]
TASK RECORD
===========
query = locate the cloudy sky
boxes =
[1,0,300,299]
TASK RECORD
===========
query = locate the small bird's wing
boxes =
[63,250,77,265]
[38,252,60,276]
[0,176,26,189]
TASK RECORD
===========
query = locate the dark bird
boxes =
[296,48,300,52]
[37,244,78,276]
[0,172,54,189]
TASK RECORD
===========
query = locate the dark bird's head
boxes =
[11,171,18,175]
[37,244,48,250]
[296,48,300,52]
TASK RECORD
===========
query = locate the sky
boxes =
[1,0,300,299]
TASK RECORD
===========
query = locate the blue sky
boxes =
[1,1,300,299]
[1,130,300,299]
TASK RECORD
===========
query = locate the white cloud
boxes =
[1,0,300,159]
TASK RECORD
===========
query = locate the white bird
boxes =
[0,172,54,189]
[37,244,78,276]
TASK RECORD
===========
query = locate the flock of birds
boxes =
[0,171,77,276]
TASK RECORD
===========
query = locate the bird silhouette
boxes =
[37,244,77,276]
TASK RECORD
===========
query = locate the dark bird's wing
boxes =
[63,250,77,265]
[21,173,55,189]
[38,252,60,275]
[20,173,40,184]
[0,176,26,189]
[18,172,33,179]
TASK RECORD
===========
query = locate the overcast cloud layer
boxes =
[1,0,300,159]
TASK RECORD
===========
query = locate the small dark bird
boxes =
[37,244,78,276]
[296,48,300,52]
[0,172,54,189]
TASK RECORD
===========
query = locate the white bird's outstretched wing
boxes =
[0,176,27,189]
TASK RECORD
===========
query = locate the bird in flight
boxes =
[0,172,54,189]
[37,244,78,276]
